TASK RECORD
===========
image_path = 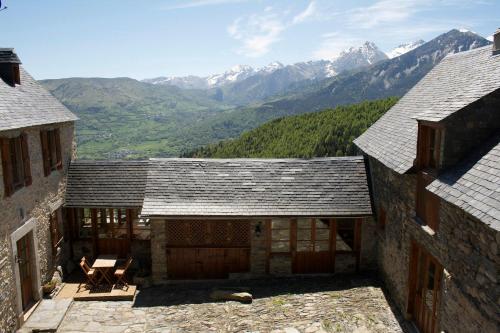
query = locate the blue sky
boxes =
[0,0,498,79]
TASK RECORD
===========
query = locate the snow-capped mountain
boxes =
[143,41,389,91]
[206,65,255,87]
[386,40,425,59]
[333,41,388,70]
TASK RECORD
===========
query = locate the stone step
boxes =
[17,299,72,333]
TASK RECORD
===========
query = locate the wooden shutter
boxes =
[54,128,63,170]
[1,138,14,197]
[20,133,32,186]
[40,131,50,176]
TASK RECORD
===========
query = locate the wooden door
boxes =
[408,242,442,333]
[166,247,250,279]
[17,234,34,310]
[293,218,335,274]
[165,220,250,279]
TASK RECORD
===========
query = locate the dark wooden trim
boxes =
[40,130,50,177]
[91,208,98,257]
[330,218,336,273]
[54,128,63,170]
[20,133,32,186]
[0,138,13,197]
[354,218,362,272]
[265,219,271,274]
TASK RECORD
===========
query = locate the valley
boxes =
[40,29,491,159]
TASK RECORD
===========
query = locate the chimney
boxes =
[493,28,500,56]
[0,48,21,86]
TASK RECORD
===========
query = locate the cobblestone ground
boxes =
[57,275,409,333]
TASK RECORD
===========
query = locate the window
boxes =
[77,208,92,238]
[271,218,290,253]
[296,218,330,252]
[40,128,62,176]
[50,208,63,259]
[132,209,151,240]
[75,208,150,240]
[418,124,443,170]
[416,172,440,231]
[1,134,31,197]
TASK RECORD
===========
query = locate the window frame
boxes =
[50,208,64,259]
[270,218,291,254]
[40,128,62,177]
[417,123,444,171]
[1,133,32,197]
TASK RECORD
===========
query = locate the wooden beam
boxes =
[330,218,336,273]
[91,208,98,257]
[354,218,362,272]
[290,218,297,273]
[265,219,271,274]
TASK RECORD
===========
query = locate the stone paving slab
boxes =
[18,299,72,333]
[56,275,411,333]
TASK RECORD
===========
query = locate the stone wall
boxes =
[0,122,74,332]
[249,220,266,276]
[367,156,499,333]
[151,219,168,284]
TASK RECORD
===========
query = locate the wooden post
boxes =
[91,208,98,257]
[354,218,362,272]
[265,219,271,274]
[290,219,297,273]
[330,218,336,273]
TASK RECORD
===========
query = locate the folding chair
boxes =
[79,257,96,289]
[114,257,133,289]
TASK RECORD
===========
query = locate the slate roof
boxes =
[354,46,500,174]
[427,134,500,230]
[0,66,78,132]
[65,160,149,208]
[141,157,372,217]
[0,48,21,63]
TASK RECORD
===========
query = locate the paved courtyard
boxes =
[56,275,410,333]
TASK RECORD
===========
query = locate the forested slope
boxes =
[187,97,398,158]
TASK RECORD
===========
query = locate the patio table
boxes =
[92,254,118,286]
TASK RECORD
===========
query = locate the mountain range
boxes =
[143,41,389,105]
[40,29,492,159]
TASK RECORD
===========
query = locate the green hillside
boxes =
[186,97,398,158]
[41,77,233,159]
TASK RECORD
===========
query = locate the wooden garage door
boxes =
[165,220,250,279]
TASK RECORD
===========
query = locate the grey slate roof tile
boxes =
[141,157,372,217]
[0,66,77,131]
[0,48,21,63]
[354,46,500,174]
[427,135,500,230]
[65,160,149,208]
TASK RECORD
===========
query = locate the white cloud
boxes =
[228,2,319,58]
[312,32,362,60]
[228,10,286,57]
[347,0,426,29]
[164,0,247,10]
[292,1,317,24]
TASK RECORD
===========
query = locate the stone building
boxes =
[354,35,500,333]
[63,158,378,282]
[0,49,77,332]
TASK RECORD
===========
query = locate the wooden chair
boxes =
[79,257,96,289]
[114,257,133,289]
